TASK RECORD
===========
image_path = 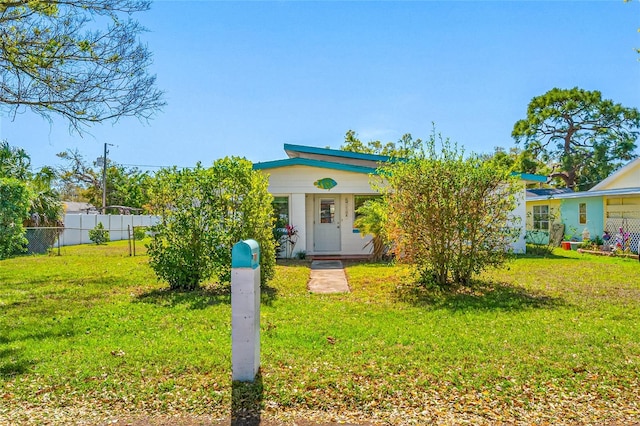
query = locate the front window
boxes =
[532,205,549,231]
[579,203,587,225]
[272,196,289,228]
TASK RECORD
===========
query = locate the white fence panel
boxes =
[63,214,83,246]
[81,215,98,244]
[59,214,159,247]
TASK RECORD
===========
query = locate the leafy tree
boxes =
[0,141,30,179]
[512,88,640,190]
[56,149,103,204]
[0,141,62,225]
[0,177,30,259]
[147,158,275,291]
[57,149,151,211]
[481,146,550,177]
[0,0,164,132]
[0,141,63,255]
[380,133,521,288]
[341,130,421,158]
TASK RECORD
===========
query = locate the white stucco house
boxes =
[254,144,546,258]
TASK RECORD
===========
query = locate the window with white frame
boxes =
[272,196,289,227]
[579,203,587,225]
[532,205,549,231]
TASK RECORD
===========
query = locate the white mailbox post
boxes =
[231,239,260,382]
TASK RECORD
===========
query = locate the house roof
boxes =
[254,144,388,174]
[526,188,574,198]
[590,157,640,191]
[284,143,391,162]
[515,173,548,184]
[63,201,97,213]
[255,144,549,183]
[253,157,378,174]
[527,186,640,202]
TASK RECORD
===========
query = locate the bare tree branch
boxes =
[0,0,164,133]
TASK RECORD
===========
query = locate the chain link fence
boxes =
[24,225,152,256]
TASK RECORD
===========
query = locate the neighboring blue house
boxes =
[526,157,640,252]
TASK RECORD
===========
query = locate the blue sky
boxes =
[1,0,639,171]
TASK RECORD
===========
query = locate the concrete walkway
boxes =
[307,260,350,294]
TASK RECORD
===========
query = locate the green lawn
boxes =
[1,243,639,425]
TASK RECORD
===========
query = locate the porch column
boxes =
[290,193,306,257]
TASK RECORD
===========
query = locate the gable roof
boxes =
[284,143,391,162]
[283,143,390,169]
[590,157,640,191]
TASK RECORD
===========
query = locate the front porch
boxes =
[255,144,388,258]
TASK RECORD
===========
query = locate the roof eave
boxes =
[253,157,379,175]
[283,143,392,163]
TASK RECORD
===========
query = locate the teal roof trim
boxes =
[511,172,547,183]
[284,143,391,163]
[253,158,379,174]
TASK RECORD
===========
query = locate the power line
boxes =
[119,163,196,169]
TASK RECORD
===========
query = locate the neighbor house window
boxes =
[532,205,549,230]
[579,203,587,224]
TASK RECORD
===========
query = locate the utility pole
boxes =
[98,143,113,214]
[102,143,107,213]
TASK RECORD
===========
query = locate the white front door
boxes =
[314,195,341,252]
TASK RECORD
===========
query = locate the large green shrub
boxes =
[380,133,521,287]
[0,178,30,259]
[147,158,275,290]
[1,141,63,256]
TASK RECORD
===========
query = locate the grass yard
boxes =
[1,242,639,425]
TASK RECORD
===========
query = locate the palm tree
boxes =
[1,141,63,253]
[353,198,389,261]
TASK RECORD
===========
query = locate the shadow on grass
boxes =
[0,329,73,379]
[0,359,33,378]
[231,372,263,426]
[394,280,564,312]
[516,252,581,260]
[135,283,278,309]
[0,347,34,378]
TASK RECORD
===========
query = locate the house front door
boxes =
[314,195,341,253]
